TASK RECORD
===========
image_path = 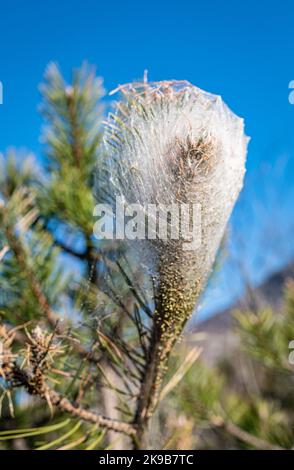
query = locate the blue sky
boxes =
[0,0,293,318]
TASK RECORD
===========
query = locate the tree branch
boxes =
[47,388,136,436]
[211,415,284,450]
[0,324,136,438]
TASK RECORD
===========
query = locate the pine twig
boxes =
[0,324,136,437]
[211,415,284,451]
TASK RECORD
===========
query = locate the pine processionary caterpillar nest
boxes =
[96,79,248,364]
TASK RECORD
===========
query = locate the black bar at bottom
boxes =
[0,450,293,466]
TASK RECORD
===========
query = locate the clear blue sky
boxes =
[0,0,293,317]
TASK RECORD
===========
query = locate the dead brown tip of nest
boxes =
[168,135,217,182]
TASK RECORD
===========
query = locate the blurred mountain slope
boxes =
[195,261,294,365]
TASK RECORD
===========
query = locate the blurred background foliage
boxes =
[160,282,294,449]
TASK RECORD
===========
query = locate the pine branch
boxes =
[101,81,247,448]
[47,388,136,436]
[0,325,136,437]
[211,415,284,451]
[2,207,102,366]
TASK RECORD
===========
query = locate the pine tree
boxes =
[1,64,291,451]
[163,281,294,450]
[0,64,139,448]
